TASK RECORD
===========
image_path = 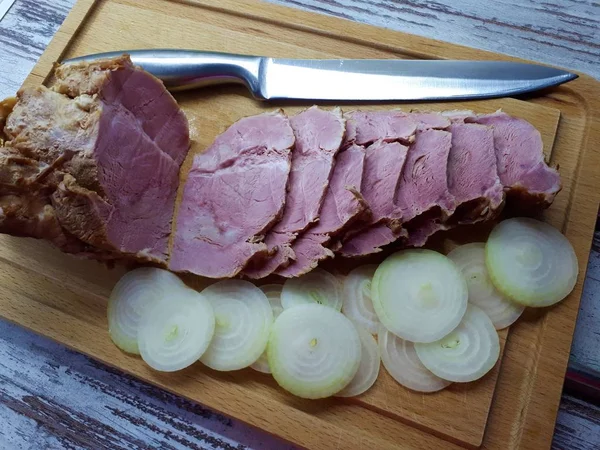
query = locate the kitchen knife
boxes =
[63,49,577,101]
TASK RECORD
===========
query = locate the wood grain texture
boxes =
[0,0,596,448]
[553,395,600,450]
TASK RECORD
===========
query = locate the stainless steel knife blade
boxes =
[63,49,578,101]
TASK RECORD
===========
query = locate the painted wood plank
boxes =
[0,0,17,21]
[0,0,73,97]
[570,228,600,376]
[553,395,600,450]
[266,0,600,79]
[0,320,294,450]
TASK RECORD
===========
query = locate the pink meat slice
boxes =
[169,111,294,278]
[446,122,504,225]
[242,106,345,279]
[339,112,450,256]
[338,140,410,256]
[466,111,561,207]
[276,144,369,277]
[398,129,456,247]
[343,110,417,146]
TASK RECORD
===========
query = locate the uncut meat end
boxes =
[1,55,190,263]
[53,55,190,166]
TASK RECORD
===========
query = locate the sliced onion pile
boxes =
[415,305,500,383]
[372,249,468,343]
[341,265,380,334]
[251,284,285,374]
[486,218,578,307]
[200,280,273,371]
[268,303,361,399]
[107,267,187,354]
[105,216,578,399]
[138,288,215,372]
[448,243,524,330]
[378,326,451,393]
[281,268,342,311]
[336,326,380,397]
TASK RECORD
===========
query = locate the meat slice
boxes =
[169,111,294,278]
[276,144,369,277]
[467,111,561,207]
[243,106,345,279]
[446,122,504,225]
[1,56,190,263]
[339,113,451,256]
[343,110,416,146]
[395,128,456,247]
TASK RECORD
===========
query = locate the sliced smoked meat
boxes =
[338,139,412,257]
[169,111,294,278]
[339,113,450,256]
[1,56,189,263]
[276,144,369,277]
[446,122,504,225]
[467,111,561,207]
[243,106,345,279]
[343,110,416,147]
[394,128,456,247]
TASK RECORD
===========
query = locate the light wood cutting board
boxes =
[2,0,600,448]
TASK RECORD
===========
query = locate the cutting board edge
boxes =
[505,77,600,449]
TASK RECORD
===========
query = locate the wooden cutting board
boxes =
[1,0,599,448]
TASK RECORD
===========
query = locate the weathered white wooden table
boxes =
[0,0,599,448]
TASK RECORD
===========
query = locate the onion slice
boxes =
[448,243,524,329]
[341,265,380,334]
[372,249,468,343]
[268,303,361,399]
[281,268,342,311]
[259,284,284,311]
[249,347,272,374]
[415,305,500,383]
[250,284,285,374]
[138,288,215,372]
[378,326,451,393]
[200,280,273,371]
[486,218,578,307]
[336,326,380,397]
[108,267,187,354]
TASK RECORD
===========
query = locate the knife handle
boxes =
[64,49,265,96]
